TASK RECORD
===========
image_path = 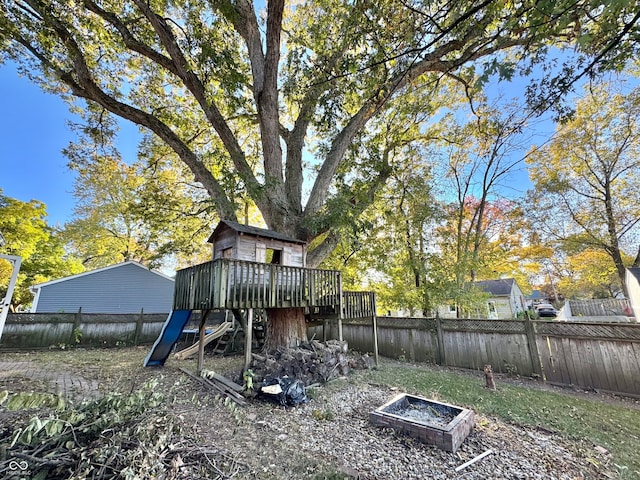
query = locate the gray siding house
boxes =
[30,261,174,313]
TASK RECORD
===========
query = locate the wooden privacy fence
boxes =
[566,298,632,317]
[0,312,168,349]
[310,317,640,397]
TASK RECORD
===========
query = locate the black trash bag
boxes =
[260,376,308,406]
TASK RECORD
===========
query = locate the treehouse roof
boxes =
[207,220,306,245]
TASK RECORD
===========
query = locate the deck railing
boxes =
[343,291,377,319]
[173,259,342,311]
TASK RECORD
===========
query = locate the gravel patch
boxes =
[179,374,612,479]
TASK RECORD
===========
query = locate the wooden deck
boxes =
[173,259,376,319]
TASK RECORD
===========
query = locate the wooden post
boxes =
[337,273,344,342]
[71,307,82,345]
[244,308,254,372]
[197,310,211,375]
[524,318,545,380]
[134,308,144,345]
[436,315,446,366]
[372,293,379,367]
[219,261,229,309]
[269,266,276,307]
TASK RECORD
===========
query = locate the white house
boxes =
[438,278,527,319]
[30,261,174,313]
[626,268,640,323]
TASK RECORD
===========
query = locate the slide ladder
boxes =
[144,310,193,366]
[173,321,233,360]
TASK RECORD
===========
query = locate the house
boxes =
[30,261,174,313]
[438,278,527,319]
[625,268,640,322]
[208,219,307,266]
[526,289,546,308]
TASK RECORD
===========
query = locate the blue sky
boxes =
[1,63,81,226]
[0,62,141,227]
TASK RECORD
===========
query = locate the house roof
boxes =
[30,261,174,291]
[527,289,544,300]
[207,219,307,245]
[474,278,517,296]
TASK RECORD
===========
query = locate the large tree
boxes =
[2,0,639,344]
[526,81,640,296]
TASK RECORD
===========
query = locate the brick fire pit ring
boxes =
[370,393,475,452]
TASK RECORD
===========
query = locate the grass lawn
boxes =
[360,360,640,478]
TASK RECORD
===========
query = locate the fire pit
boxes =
[370,393,474,452]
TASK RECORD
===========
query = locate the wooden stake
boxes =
[484,364,496,390]
[197,311,208,374]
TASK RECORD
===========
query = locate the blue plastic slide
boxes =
[144,310,192,366]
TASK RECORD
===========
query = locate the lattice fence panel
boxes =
[535,321,640,341]
[441,319,526,334]
[377,317,437,330]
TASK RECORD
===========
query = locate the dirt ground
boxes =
[0,346,631,479]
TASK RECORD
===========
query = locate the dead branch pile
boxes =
[0,381,250,479]
[249,340,375,386]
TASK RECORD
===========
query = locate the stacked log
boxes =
[249,340,374,386]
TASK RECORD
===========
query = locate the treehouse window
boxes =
[266,248,282,264]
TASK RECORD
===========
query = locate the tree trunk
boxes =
[264,308,307,351]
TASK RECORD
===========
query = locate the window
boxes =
[487,301,497,314]
[265,248,282,264]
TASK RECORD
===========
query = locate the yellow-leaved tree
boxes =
[526,81,640,297]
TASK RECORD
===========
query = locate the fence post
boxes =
[436,315,446,366]
[524,318,544,380]
[71,307,82,345]
[134,308,144,345]
[337,273,344,342]
[371,292,379,367]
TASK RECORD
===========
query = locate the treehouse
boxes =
[145,220,378,372]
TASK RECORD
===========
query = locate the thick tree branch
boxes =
[22,0,237,220]
[129,0,259,194]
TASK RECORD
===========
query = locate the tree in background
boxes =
[364,154,441,316]
[558,249,624,299]
[423,101,537,315]
[0,191,83,310]
[527,82,640,296]
[61,118,215,270]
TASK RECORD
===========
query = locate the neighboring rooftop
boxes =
[474,278,517,296]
